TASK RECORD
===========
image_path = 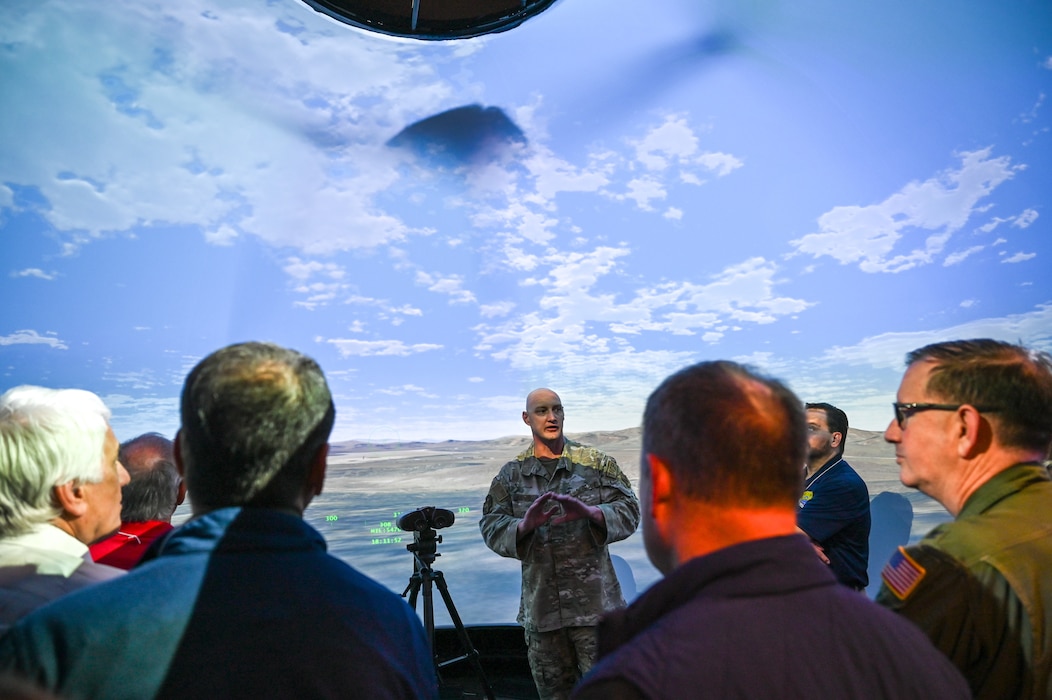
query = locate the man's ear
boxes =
[956,405,990,458]
[645,453,674,516]
[172,430,188,506]
[307,443,329,498]
[830,432,842,449]
[173,429,185,479]
[53,480,88,518]
[522,411,529,426]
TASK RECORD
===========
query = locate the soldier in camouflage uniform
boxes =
[480,388,639,700]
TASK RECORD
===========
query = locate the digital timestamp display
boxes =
[321,506,473,546]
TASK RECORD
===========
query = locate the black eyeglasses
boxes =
[892,402,1000,428]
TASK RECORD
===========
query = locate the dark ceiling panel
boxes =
[301,0,563,40]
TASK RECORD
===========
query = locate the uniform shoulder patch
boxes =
[568,443,624,480]
[881,546,926,600]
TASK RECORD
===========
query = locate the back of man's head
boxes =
[119,433,180,522]
[642,361,805,508]
[0,386,111,537]
[179,342,335,513]
[805,402,848,456]
[907,339,1052,455]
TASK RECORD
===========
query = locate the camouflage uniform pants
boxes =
[524,625,598,700]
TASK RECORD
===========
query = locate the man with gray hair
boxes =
[0,386,128,633]
[89,433,186,569]
[0,342,437,699]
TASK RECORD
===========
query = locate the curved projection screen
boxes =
[301,0,562,40]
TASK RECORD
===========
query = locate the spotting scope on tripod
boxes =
[399,506,494,700]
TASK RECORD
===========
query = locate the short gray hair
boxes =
[179,342,335,511]
[0,386,112,536]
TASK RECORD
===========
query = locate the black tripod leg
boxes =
[403,573,421,611]
[421,569,435,652]
[432,571,496,700]
[405,568,441,678]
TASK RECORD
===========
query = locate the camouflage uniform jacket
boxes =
[479,440,640,633]
[876,463,1052,700]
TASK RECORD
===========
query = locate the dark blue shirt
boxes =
[797,456,871,588]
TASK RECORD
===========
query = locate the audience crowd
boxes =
[0,337,1049,699]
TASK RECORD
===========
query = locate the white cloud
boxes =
[943,245,984,266]
[790,148,1020,273]
[620,177,666,211]
[204,225,239,246]
[663,207,683,221]
[1001,251,1036,263]
[818,304,1052,370]
[0,1,454,255]
[0,330,68,349]
[105,394,180,441]
[475,248,811,371]
[480,301,516,318]
[284,257,346,281]
[1013,208,1039,228]
[284,258,350,309]
[415,271,477,304]
[696,152,744,177]
[343,295,423,323]
[376,384,438,398]
[324,338,443,357]
[102,369,163,390]
[610,257,813,336]
[10,268,57,280]
[978,207,1039,233]
[633,115,699,171]
[526,145,612,201]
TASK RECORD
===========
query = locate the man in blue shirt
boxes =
[0,342,437,700]
[797,402,870,590]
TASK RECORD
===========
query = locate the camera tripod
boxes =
[402,527,495,700]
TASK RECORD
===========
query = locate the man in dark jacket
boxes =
[0,342,438,700]
[797,402,870,590]
[573,361,969,699]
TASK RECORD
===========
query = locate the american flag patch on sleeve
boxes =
[881,546,926,600]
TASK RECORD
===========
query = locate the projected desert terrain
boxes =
[256,426,947,626]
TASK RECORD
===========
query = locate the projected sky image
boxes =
[2,0,1050,443]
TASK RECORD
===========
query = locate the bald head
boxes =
[119,433,174,477]
[523,387,565,454]
[526,388,561,412]
[118,433,183,522]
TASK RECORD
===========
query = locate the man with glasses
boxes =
[573,361,969,699]
[797,402,870,591]
[480,388,640,700]
[876,339,1052,700]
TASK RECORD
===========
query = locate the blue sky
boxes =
[2,0,1051,442]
